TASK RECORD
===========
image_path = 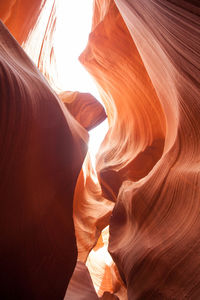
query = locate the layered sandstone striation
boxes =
[0,18,89,298]
[1,0,200,299]
[80,0,200,299]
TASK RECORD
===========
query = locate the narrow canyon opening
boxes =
[1,0,199,299]
[23,0,112,296]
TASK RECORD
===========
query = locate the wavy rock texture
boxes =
[0,0,58,89]
[0,1,109,299]
[59,91,107,131]
[80,0,166,195]
[0,0,44,45]
[80,0,200,299]
[0,19,89,299]
[64,261,99,300]
[1,0,200,299]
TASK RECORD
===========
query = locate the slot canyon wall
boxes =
[0,0,200,299]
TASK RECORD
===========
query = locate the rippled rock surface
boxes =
[1,0,200,299]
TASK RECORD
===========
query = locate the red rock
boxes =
[59,91,107,131]
[1,0,200,299]
[0,20,87,299]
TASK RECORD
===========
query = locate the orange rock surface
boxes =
[80,0,200,299]
[59,91,107,131]
[0,0,44,44]
[1,0,200,299]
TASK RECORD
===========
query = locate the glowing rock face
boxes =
[1,0,200,299]
[59,91,107,131]
[0,0,44,44]
[64,261,99,300]
[80,0,200,299]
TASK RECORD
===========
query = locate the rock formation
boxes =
[0,2,105,297]
[1,0,200,299]
[80,0,200,299]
